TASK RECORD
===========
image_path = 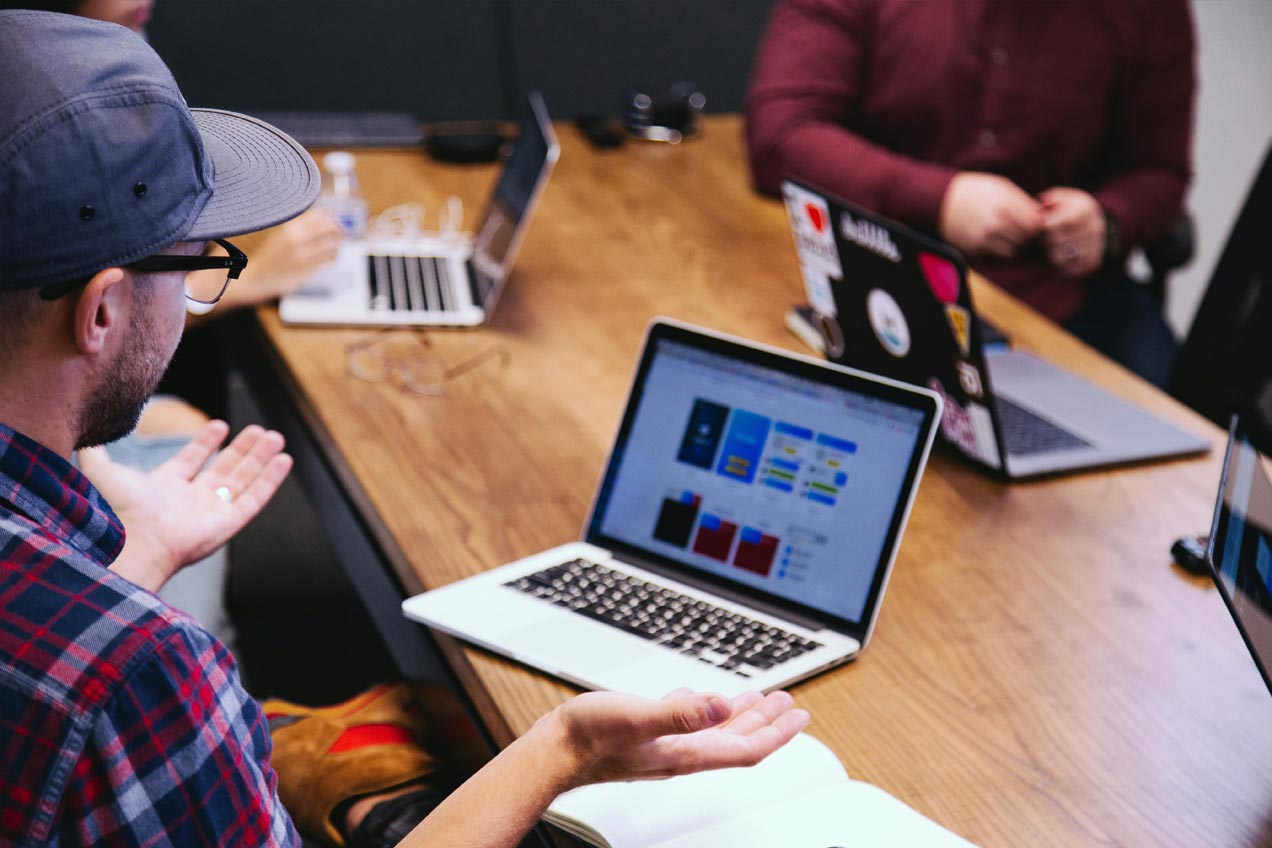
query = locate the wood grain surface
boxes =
[251,116,1272,847]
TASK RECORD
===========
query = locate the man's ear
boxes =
[71,267,128,356]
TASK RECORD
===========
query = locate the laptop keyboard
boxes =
[250,110,423,149]
[504,558,823,679]
[368,254,457,313]
[995,396,1092,456]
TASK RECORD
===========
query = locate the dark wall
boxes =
[150,1,505,120]
[148,0,774,121]
[506,0,773,118]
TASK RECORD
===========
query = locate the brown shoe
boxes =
[263,684,439,846]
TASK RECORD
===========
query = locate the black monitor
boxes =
[1174,143,1272,452]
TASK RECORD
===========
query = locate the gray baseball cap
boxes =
[0,10,321,290]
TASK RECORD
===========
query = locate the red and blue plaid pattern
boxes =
[0,424,298,846]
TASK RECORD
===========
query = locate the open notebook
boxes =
[544,733,977,848]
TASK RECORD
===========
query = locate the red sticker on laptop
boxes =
[783,183,842,278]
[918,252,960,304]
[804,203,827,233]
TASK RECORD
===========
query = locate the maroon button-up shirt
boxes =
[746,0,1196,321]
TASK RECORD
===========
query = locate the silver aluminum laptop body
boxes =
[780,178,1208,480]
[985,347,1207,477]
[403,319,943,698]
[279,92,559,328]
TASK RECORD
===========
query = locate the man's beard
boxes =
[75,309,171,450]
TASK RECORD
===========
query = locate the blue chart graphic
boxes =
[803,433,857,507]
[716,410,772,484]
[763,421,813,493]
[676,399,730,470]
[816,433,858,454]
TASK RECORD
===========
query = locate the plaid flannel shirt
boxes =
[0,424,298,847]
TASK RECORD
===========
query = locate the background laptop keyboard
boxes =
[368,254,456,313]
[995,396,1092,456]
[504,559,822,679]
[250,110,423,149]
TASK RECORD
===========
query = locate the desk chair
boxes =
[1143,213,1196,308]
[1172,141,1272,451]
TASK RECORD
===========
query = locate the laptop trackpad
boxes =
[503,620,651,677]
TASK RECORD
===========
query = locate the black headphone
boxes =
[621,82,706,143]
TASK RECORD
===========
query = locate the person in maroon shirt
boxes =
[746,0,1195,387]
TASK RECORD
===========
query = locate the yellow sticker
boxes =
[945,304,972,357]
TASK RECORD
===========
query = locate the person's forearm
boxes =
[395,710,580,848]
[750,115,956,232]
[1094,167,1188,250]
[1094,0,1193,250]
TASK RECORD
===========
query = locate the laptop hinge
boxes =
[611,551,831,634]
[464,260,485,310]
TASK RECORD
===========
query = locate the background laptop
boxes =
[781,178,1208,479]
[1207,419,1272,697]
[280,91,559,327]
[403,319,942,698]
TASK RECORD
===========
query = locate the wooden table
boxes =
[245,116,1272,847]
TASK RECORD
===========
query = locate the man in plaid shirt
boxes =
[0,10,315,845]
[0,11,808,847]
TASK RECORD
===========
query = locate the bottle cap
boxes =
[323,151,356,174]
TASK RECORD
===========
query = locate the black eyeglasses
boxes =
[38,238,248,305]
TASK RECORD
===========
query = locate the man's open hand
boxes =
[81,421,293,592]
[549,688,810,787]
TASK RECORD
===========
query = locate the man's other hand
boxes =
[938,172,1044,259]
[548,688,810,787]
[1040,187,1106,278]
[82,421,293,592]
[188,209,344,313]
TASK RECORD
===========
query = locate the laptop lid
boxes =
[781,178,1007,472]
[1208,419,1272,696]
[581,319,942,645]
[469,91,560,316]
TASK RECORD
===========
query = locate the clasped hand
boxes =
[81,421,293,592]
[939,172,1106,277]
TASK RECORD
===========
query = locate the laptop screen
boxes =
[471,92,559,309]
[586,324,938,630]
[1209,424,1272,695]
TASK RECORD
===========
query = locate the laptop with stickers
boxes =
[402,319,942,698]
[279,92,558,327]
[781,178,1207,479]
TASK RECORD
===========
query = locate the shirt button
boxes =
[978,129,997,148]
[990,47,1008,65]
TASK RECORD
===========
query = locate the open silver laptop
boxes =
[402,319,943,698]
[279,92,559,327]
[781,178,1209,479]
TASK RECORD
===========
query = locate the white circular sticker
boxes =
[866,288,911,358]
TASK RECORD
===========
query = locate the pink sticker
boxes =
[918,252,960,304]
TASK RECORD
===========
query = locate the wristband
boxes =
[348,786,447,848]
[1102,209,1122,264]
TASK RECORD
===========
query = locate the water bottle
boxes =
[318,151,368,238]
